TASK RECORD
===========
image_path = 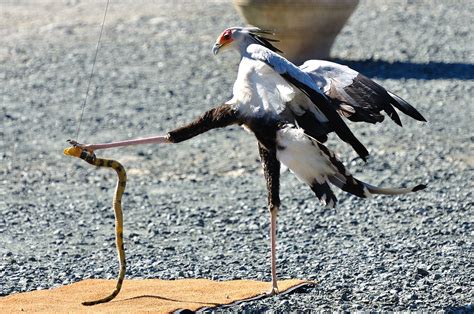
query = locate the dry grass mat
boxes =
[1,278,314,313]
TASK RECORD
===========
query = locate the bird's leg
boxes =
[269,203,278,295]
[166,104,239,144]
[74,136,172,151]
[70,104,240,151]
[258,143,281,296]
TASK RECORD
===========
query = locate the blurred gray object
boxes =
[233,0,359,64]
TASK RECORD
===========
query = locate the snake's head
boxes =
[63,145,83,157]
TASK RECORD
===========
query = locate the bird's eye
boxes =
[222,30,232,40]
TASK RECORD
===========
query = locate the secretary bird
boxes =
[70,27,427,295]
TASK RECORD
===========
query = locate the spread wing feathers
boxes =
[247,44,369,161]
[387,90,427,122]
[275,125,426,208]
[300,60,427,125]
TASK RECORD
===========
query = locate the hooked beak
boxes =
[212,43,222,55]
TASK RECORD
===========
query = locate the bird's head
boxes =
[212,27,239,55]
[212,27,281,55]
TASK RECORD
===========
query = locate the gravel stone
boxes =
[1,0,473,312]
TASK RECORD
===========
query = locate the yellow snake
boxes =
[64,144,126,306]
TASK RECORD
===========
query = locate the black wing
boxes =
[300,60,427,125]
[247,44,370,161]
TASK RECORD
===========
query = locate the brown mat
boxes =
[0,279,313,313]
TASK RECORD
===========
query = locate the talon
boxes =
[66,139,95,154]
[67,139,79,146]
[67,139,86,149]
[64,139,95,158]
[264,286,279,296]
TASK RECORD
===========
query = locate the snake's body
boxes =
[64,146,126,305]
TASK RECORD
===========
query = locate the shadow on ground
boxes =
[444,304,474,314]
[331,59,474,80]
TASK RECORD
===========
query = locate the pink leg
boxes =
[72,135,171,151]
[69,104,239,151]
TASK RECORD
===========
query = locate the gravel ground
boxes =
[1,0,473,312]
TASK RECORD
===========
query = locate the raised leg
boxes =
[81,135,171,151]
[258,143,280,295]
[74,104,240,151]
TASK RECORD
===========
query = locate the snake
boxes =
[64,142,126,306]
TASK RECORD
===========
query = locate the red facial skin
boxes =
[218,29,234,46]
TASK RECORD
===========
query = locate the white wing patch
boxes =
[275,125,335,186]
[275,124,372,206]
[300,60,360,108]
[300,60,358,90]
[231,57,295,116]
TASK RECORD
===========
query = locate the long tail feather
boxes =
[329,173,426,197]
[328,174,370,198]
[364,182,427,195]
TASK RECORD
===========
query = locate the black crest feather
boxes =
[246,27,283,53]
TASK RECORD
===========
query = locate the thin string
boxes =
[75,0,111,141]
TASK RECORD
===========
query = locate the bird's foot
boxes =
[64,139,96,158]
[67,139,80,146]
[264,285,279,296]
[67,139,94,153]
